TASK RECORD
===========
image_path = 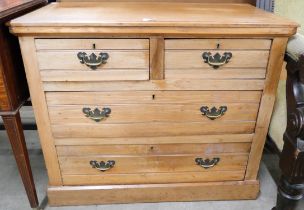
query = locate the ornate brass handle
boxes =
[90,160,115,172]
[202,52,232,69]
[200,106,227,120]
[77,52,109,70]
[195,157,220,169]
[83,107,111,122]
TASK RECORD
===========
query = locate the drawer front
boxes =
[47,91,260,138]
[165,50,269,69]
[165,39,272,50]
[48,103,259,124]
[165,39,270,80]
[56,143,251,156]
[35,39,149,81]
[52,122,256,138]
[58,143,249,185]
[35,39,149,50]
[46,91,262,105]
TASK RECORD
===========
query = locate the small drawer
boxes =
[58,143,249,185]
[165,39,270,80]
[35,39,149,81]
[165,50,269,69]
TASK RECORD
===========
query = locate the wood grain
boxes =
[165,39,272,50]
[48,103,259,124]
[40,70,149,81]
[150,37,164,80]
[166,68,266,79]
[59,154,248,175]
[165,50,269,69]
[54,134,254,146]
[47,181,260,205]
[2,113,38,207]
[43,80,265,91]
[35,38,149,50]
[51,121,256,138]
[56,143,251,156]
[37,50,149,70]
[46,91,262,105]
[18,36,62,185]
[58,0,256,4]
[9,3,297,28]
[245,37,289,180]
[61,171,246,185]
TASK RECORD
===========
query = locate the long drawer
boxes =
[48,103,259,124]
[57,143,249,185]
[47,91,261,138]
[35,38,149,81]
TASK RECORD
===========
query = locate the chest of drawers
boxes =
[9,2,298,206]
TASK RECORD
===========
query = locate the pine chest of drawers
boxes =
[9,2,298,206]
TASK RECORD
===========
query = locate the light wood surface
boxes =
[61,171,246,185]
[46,91,262,105]
[35,38,149,50]
[48,103,259,124]
[150,37,164,80]
[165,69,266,79]
[18,37,62,185]
[51,121,256,138]
[56,143,251,156]
[165,39,272,50]
[37,50,149,69]
[58,0,256,4]
[9,26,297,37]
[59,154,248,174]
[245,37,289,180]
[47,181,260,205]
[11,2,297,205]
[54,134,254,146]
[43,79,265,91]
[40,70,149,81]
[165,50,269,69]
[10,3,297,28]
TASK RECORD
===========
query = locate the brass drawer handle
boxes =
[83,107,111,122]
[200,106,227,120]
[195,157,220,169]
[77,52,109,70]
[202,52,232,69]
[90,160,115,172]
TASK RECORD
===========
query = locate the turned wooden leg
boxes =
[2,112,39,208]
[272,176,304,210]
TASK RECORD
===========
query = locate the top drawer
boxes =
[35,39,149,81]
[35,39,149,50]
[165,39,271,80]
[165,39,271,50]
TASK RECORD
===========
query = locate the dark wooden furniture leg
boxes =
[272,54,304,210]
[2,111,39,209]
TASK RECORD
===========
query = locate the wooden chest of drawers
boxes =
[9,2,298,206]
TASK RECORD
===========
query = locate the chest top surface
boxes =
[10,2,297,28]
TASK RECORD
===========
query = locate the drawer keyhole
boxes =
[152,94,155,100]
[216,43,220,49]
[93,43,96,49]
